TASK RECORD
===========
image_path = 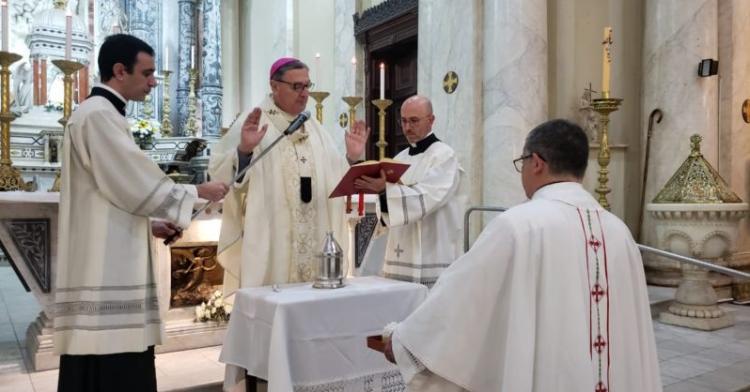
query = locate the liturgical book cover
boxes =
[329,159,410,198]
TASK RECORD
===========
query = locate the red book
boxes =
[329,159,410,198]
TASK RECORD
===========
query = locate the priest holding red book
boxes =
[354,95,464,288]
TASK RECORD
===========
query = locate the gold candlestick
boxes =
[184,68,198,136]
[48,59,86,192]
[591,96,623,210]
[0,51,26,191]
[372,99,392,160]
[160,70,173,137]
[309,91,330,123]
[341,96,363,132]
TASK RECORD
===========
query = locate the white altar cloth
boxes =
[220,276,428,392]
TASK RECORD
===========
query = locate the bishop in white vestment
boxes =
[209,58,369,292]
[384,120,662,392]
[355,95,463,287]
[55,35,228,392]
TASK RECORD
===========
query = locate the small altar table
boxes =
[220,276,428,392]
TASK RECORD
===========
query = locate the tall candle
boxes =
[1,1,8,52]
[350,56,356,95]
[601,26,612,95]
[314,52,321,86]
[112,20,120,34]
[65,9,72,60]
[379,62,385,100]
[190,45,195,69]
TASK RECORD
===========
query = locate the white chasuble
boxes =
[209,96,349,292]
[54,85,198,355]
[380,135,463,287]
[391,183,661,392]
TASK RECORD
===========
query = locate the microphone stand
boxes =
[163,115,308,245]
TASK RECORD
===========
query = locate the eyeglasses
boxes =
[276,80,315,92]
[400,116,429,127]
[512,152,545,172]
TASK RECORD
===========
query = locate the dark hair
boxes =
[523,119,589,178]
[270,60,309,81]
[98,34,155,82]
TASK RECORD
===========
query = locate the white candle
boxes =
[1,1,8,52]
[65,9,72,60]
[112,20,120,34]
[350,56,356,95]
[164,47,169,71]
[190,45,195,69]
[314,52,321,87]
[379,63,385,100]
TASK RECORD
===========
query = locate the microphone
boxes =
[283,111,311,136]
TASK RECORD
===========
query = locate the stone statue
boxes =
[575,86,600,143]
[11,62,33,116]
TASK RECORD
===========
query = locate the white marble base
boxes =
[23,308,226,372]
[660,309,734,331]
[25,312,57,371]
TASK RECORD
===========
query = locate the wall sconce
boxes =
[698,59,718,77]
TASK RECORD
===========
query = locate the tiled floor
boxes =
[1,265,750,392]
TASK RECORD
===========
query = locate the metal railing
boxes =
[463,205,750,281]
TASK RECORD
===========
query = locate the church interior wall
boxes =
[718,0,750,253]
[548,0,644,233]
[417,0,485,239]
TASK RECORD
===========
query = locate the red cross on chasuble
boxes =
[577,209,611,392]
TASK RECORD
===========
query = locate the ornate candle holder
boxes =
[371,99,392,160]
[160,70,173,137]
[341,96,363,131]
[0,51,26,191]
[48,59,85,192]
[309,91,330,123]
[183,68,198,136]
[591,96,623,210]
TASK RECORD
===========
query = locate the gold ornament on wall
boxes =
[338,112,348,129]
[443,71,458,94]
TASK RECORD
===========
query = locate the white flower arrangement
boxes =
[129,118,161,148]
[195,290,232,323]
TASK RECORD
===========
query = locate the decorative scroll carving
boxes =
[5,219,50,292]
[355,213,379,268]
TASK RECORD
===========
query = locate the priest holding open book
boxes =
[354,95,464,287]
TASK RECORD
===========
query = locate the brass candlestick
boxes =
[48,59,85,192]
[183,68,198,136]
[372,99,392,160]
[309,91,330,123]
[160,70,173,137]
[591,96,623,210]
[0,51,26,191]
[341,96,363,132]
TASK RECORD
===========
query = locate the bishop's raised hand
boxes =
[238,107,269,155]
[345,120,370,161]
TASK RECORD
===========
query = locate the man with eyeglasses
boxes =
[354,95,464,288]
[380,119,661,392]
[209,57,369,292]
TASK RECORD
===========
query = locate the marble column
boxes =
[221,0,240,129]
[177,0,197,136]
[242,1,292,109]
[201,0,222,138]
[718,0,750,299]
[417,0,484,236]
[125,0,161,119]
[331,0,358,153]
[641,0,719,284]
[482,0,548,210]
